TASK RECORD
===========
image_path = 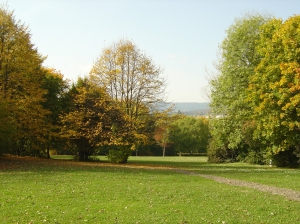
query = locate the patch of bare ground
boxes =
[176,170,300,202]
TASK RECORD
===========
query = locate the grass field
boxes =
[1,155,300,223]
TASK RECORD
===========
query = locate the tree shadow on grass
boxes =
[1,155,298,176]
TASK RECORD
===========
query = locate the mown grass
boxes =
[126,156,300,192]
[1,155,300,223]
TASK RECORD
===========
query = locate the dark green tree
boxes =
[41,68,70,158]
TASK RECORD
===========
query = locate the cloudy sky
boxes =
[5,0,300,102]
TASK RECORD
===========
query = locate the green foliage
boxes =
[243,150,266,165]
[209,13,272,163]
[107,148,131,163]
[169,116,210,154]
[41,68,69,124]
[41,68,70,158]
[3,5,299,166]
[209,13,300,167]
[248,16,300,155]
[207,143,238,163]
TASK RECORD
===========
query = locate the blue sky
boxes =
[5,0,300,102]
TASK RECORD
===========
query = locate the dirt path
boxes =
[176,169,300,202]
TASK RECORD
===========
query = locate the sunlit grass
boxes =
[52,155,300,191]
[1,155,299,223]
[126,156,300,191]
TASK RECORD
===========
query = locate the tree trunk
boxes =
[46,143,50,159]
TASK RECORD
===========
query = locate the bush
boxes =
[271,148,299,168]
[294,147,300,164]
[108,149,131,163]
[244,150,266,165]
[49,150,57,155]
[207,146,237,163]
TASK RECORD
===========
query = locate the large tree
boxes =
[60,77,127,161]
[89,39,167,150]
[0,6,49,155]
[248,16,300,166]
[208,13,271,163]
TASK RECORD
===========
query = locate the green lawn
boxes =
[1,155,300,223]
[126,156,300,191]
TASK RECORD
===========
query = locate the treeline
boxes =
[208,13,300,167]
[0,6,210,162]
[2,5,299,167]
[0,6,162,161]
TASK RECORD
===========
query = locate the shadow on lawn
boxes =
[1,154,296,175]
[126,157,282,175]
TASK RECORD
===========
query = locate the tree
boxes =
[169,116,210,155]
[41,68,70,158]
[60,77,127,161]
[153,108,180,157]
[0,101,15,155]
[89,39,167,153]
[153,123,171,157]
[208,13,271,163]
[248,15,300,166]
[0,6,49,156]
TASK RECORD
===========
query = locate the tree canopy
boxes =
[89,39,168,159]
[248,16,300,156]
[209,13,300,167]
[169,116,210,155]
[0,6,50,156]
[2,5,300,167]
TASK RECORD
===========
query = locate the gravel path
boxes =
[176,169,300,202]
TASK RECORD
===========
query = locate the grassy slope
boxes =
[1,155,300,223]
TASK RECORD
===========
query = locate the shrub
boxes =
[108,149,131,163]
[294,147,300,164]
[271,148,299,168]
[49,150,57,155]
[245,151,265,165]
[207,146,237,163]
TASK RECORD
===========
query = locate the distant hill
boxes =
[167,102,211,116]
